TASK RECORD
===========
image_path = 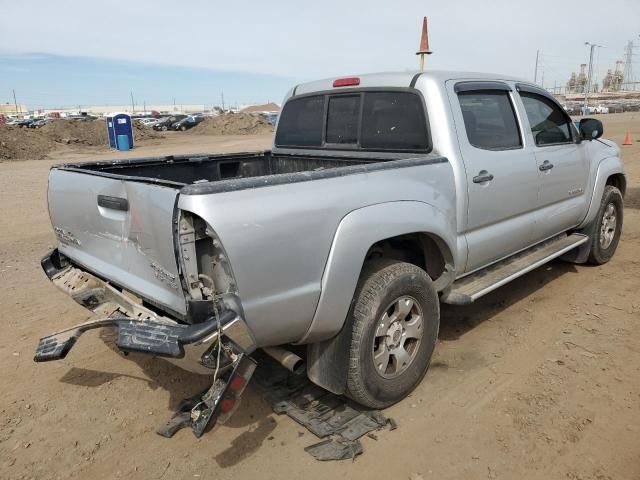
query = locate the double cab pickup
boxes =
[36,71,625,434]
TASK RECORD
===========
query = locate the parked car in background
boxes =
[173,115,205,131]
[153,115,187,131]
[28,118,54,129]
[17,118,36,128]
[137,118,159,127]
[144,117,167,129]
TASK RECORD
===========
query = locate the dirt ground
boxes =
[0,115,639,480]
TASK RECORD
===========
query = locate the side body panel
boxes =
[179,158,456,347]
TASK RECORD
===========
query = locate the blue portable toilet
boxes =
[106,113,134,150]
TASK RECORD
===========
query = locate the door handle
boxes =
[97,195,129,211]
[472,171,494,184]
[539,160,554,172]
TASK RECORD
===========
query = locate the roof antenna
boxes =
[416,16,433,72]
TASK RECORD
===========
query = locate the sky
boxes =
[1,0,639,109]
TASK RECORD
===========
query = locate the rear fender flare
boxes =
[301,200,455,345]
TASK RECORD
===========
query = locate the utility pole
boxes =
[534,50,540,83]
[143,100,146,114]
[221,91,225,111]
[12,89,18,114]
[130,90,135,114]
[584,42,601,115]
[173,97,176,111]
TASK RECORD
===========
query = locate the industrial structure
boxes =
[601,61,625,92]
[566,64,589,94]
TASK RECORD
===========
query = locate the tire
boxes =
[588,185,623,265]
[180,126,187,131]
[346,260,440,409]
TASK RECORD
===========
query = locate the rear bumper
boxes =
[36,249,256,373]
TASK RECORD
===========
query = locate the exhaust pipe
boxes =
[262,346,305,375]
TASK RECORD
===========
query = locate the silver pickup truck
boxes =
[36,71,625,434]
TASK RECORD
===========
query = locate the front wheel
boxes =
[346,260,440,409]
[588,185,623,265]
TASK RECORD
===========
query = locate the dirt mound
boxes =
[190,113,274,136]
[39,119,108,146]
[133,121,162,140]
[0,124,56,161]
[0,120,162,161]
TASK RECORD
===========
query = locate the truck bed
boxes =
[57,151,376,188]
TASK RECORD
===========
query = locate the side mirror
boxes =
[579,118,603,141]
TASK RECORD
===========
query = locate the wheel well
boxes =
[606,173,626,197]
[364,233,452,288]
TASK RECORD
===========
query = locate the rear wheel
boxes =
[346,260,439,409]
[588,185,623,265]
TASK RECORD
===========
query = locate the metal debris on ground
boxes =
[252,353,396,461]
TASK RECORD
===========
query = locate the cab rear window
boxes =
[275,91,430,152]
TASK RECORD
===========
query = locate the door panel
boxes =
[517,90,590,240]
[449,81,539,273]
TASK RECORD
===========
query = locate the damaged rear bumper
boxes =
[36,249,256,372]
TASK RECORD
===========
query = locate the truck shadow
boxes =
[213,416,277,468]
[59,337,275,434]
[439,260,578,342]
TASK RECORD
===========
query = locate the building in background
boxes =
[0,103,28,115]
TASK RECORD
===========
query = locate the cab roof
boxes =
[292,70,530,96]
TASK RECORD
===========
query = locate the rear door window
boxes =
[361,92,429,150]
[458,91,522,150]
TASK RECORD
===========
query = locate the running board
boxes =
[442,233,589,305]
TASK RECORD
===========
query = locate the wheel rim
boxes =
[372,295,424,379]
[599,202,618,249]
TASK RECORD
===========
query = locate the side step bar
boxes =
[442,233,588,305]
